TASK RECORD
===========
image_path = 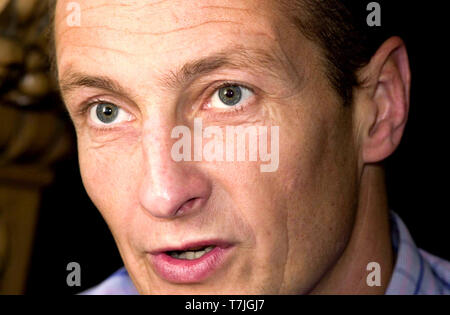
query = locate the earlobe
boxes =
[361,37,411,164]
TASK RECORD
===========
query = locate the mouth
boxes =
[148,240,233,283]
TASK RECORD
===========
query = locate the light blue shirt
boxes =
[81,212,449,295]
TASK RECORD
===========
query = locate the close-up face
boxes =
[55,0,361,294]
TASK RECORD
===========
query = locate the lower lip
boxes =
[149,246,232,283]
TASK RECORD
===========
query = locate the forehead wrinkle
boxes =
[57,20,243,40]
[64,43,136,57]
[55,0,271,40]
[199,5,276,24]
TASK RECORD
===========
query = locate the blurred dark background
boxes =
[0,0,448,294]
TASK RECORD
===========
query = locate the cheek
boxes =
[275,103,358,292]
[77,134,142,228]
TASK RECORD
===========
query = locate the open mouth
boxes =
[167,245,216,260]
[149,241,233,283]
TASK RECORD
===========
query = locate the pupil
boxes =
[103,106,113,116]
[225,89,234,98]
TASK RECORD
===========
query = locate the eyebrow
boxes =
[59,45,290,97]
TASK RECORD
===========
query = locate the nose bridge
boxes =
[141,117,175,182]
[139,116,210,218]
[140,115,181,209]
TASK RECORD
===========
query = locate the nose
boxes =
[138,121,211,219]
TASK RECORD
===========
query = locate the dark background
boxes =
[26,1,449,294]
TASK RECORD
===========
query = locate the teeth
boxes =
[194,250,206,259]
[168,245,215,260]
[186,251,195,260]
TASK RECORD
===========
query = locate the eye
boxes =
[89,102,133,125]
[208,84,253,109]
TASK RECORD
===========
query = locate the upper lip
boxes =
[149,239,233,255]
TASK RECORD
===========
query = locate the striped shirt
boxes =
[386,212,449,294]
[81,212,450,295]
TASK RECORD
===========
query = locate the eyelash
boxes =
[77,97,104,117]
[78,81,256,130]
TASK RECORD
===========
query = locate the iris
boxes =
[218,85,242,106]
[96,103,119,123]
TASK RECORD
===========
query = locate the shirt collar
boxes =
[386,211,444,294]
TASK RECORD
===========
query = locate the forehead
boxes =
[54,0,308,92]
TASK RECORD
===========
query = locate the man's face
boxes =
[56,0,360,294]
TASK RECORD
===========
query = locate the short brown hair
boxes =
[278,0,387,106]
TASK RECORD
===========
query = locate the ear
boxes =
[355,36,411,164]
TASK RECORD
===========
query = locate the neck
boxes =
[311,164,394,294]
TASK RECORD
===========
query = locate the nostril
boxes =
[176,197,200,215]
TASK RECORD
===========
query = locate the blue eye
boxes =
[209,84,253,109]
[96,102,119,123]
[218,85,242,106]
[89,102,134,126]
